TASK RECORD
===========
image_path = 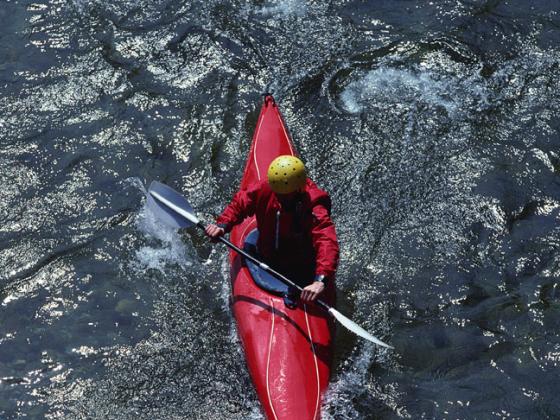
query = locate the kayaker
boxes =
[205,155,339,308]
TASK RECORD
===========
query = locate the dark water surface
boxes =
[1,0,560,418]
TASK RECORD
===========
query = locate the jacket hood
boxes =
[255,179,332,213]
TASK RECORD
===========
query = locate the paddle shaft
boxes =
[195,221,331,312]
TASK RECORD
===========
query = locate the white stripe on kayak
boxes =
[254,104,295,183]
[239,221,254,246]
[266,298,279,420]
[277,111,295,157]
[304,304,321,420]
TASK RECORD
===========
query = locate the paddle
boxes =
[147,181,393,349]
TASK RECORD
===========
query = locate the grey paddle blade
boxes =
[147,181,200,229]
[328,307,393,349]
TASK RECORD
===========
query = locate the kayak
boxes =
[228,95,335,420]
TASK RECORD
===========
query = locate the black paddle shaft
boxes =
[195,221,331,312]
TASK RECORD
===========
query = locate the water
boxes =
[1,0,559,418]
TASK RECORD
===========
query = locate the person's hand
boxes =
[205,224,225,242]
[300,281,325,302]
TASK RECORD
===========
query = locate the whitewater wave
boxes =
[340,66,489,116]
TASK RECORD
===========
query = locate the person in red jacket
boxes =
[205,155,339,307]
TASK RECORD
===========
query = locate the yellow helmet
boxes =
[267,155,307,194]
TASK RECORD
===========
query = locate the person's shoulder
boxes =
[246,180,273,197]
[305,178,329,197]
[304,179,332,210]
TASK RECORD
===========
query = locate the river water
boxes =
[1,0,559,418]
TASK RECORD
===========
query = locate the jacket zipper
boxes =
[275,210,280,250]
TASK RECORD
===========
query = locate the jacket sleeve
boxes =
[310,203,339,279]
[215,187,256,233]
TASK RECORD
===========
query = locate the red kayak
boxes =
[228,95,335,420]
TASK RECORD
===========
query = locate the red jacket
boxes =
[216,179,339,280]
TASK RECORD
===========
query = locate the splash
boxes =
[132,186,194,274]
[256,0,307,18]
[322,344,406,419]
[341,67,460,114]
[321,347,373,419]
[340,67,489,115]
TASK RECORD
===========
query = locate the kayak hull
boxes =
[229,96,334,420]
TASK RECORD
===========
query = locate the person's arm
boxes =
[310,203,339,279]
[205,187,257,240]
[301,203,339,302]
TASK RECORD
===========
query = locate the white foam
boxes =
[70,0,89,14]
[132,195,193,275]
[321,345,375,419]
[218,252,233,313]
[341,67,462,115]
[257,0,307,18]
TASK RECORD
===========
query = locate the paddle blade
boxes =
[328,308,393,349]
[147,181,200,229]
